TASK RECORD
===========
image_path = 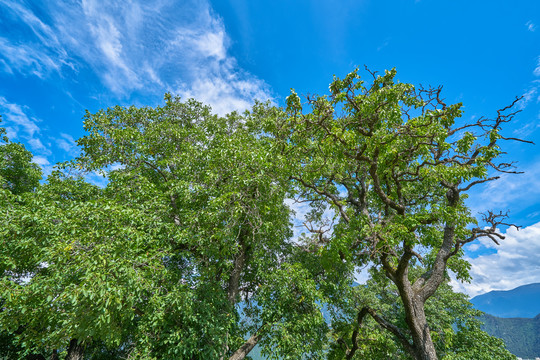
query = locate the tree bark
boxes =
[220,227,251,360]
[406,297,438,360]
[228,330,262,360]
[227,232,247,305]
[397,278,438,360]
[65,339,84,360]
[396,191,460,360]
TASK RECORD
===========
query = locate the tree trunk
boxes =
[220,227,250,360]
[65,339,84,360]
[227,237,247,304]
[399,285,438,360]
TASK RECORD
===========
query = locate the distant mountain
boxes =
[471,283,540,318]
[479,313,540,359]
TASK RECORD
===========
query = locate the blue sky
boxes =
[1,0,539,297]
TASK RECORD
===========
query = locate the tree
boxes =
[268,67,530,360]
[0,97,327,359]
[1,73,526,359]
[325,267,516,359]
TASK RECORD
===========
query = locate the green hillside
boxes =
[480,313,540,359]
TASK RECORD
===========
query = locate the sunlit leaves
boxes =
[0,96,324,359]
[268,67,522,359]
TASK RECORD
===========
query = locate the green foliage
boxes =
[0,120,42,195]
[267,67,524,359]
[0,71,525,359]
[256,263,328,359]
[0,97,327,359]
[479,313,540,359]
[0,123,46,359]
[272,67,483,279]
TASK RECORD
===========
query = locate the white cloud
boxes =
[84,171,108,188]
[354,266,371,285]
[515,56,540,112]
[0,97,51,155]
[526,20,536,32]
[284,195,337,250]
[518,85,539,110]
[0,97,39,138]
[32,155,50,166]
[452,222,540,297]
[80,1,142,94]
[0,37,62,78]
[27,138,50,155]
[534,56,540,77]
[468,159,540,216]
[172,27,228,60]
[453,158,540,298]
[32,155,55,177]
[55,133,78,155]
[512,116,540,137]
[178,73,272,116]
[284,198,314,240]
[0,0,272,113]
[167,5,272,114]
[0,0,72,77]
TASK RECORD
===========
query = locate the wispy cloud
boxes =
[377,38,390,52]
[79,0,143,94]
[534,56,540,77]
[32,155,55,177]
[0,0,72,78]
[32,155,50,167]
[526,20,536,32]
[469,159,540,215]
[165,4,273,114]
[452,222,540,297]
[55,133,78,155]
[0,37,66,79]
[0,96,49,154]
[518,85,539,110]
[0,0,272,114]
[514,56,540,114]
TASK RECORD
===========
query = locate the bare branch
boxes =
[458,176,500,192]
[291,176,350,223]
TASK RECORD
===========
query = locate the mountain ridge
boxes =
[471,283,540,318]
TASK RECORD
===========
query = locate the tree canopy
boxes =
[266,67,526,360]
[0,69,526,360]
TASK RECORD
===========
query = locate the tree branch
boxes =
[229,324,267,360]
[366,307,416,358]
